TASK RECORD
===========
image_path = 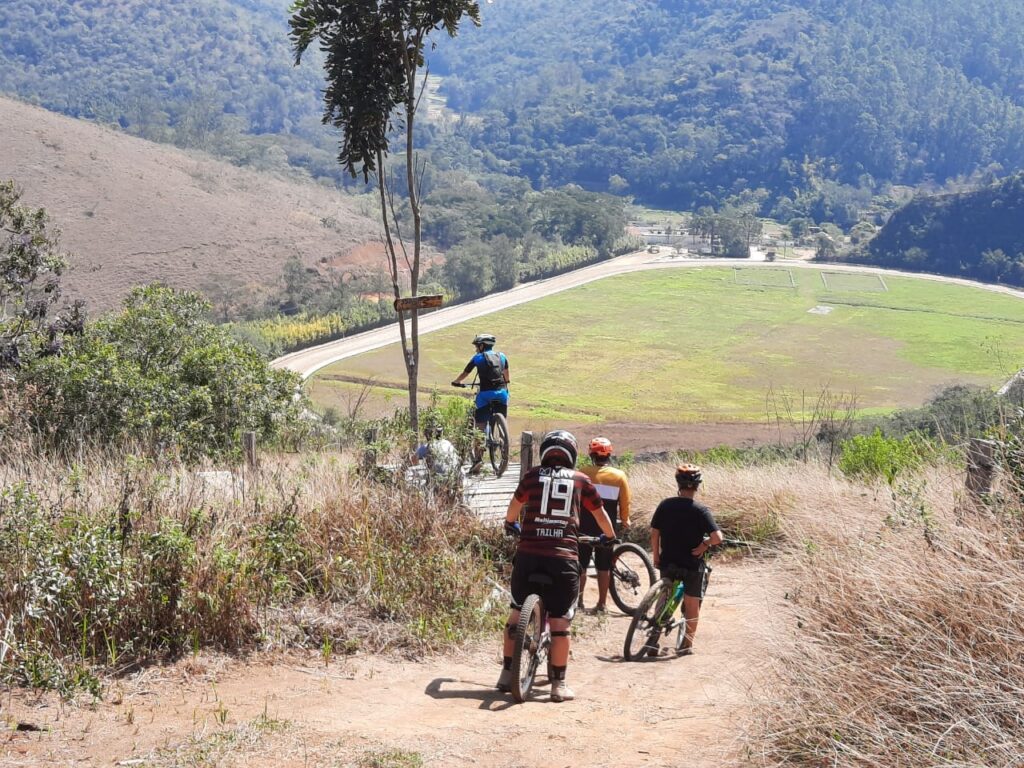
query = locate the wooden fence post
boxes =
[520,431,534,479]
[242,431,258,471]
[965,438,997,499]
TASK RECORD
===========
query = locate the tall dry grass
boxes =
[753,460,1024,767]
[0,450,504,693]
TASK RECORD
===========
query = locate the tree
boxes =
[27,285,302,459]
[0,180,83,369]
[290,0,481,431]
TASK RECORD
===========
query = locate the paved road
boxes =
[272,252,1024,379]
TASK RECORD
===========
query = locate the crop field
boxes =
[311,267,1024,424]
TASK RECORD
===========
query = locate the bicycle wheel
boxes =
[623,580,671,661]
[511,593,547,702]
[675,620,689,653]
[609,542,656,616]
[488,412,510,478]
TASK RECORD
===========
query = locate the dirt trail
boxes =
[3,560,786,768]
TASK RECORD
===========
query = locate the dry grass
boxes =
[0,96,386,312]
[0,449,503,693]
[752,461,1024,767]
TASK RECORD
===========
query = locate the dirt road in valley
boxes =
[2,559,785,768]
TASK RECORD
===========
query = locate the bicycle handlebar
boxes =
[578,535,621,546]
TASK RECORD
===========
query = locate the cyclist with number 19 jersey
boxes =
[498,430,616,702]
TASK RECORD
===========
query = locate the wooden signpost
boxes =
[393,294,444,312]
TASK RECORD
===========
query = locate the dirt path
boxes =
[2,560,785,768]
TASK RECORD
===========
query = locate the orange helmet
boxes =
[588,437,613,458]
[675,464,703,488]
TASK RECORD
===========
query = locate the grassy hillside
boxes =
[0,97,386,312]
[311,267,1024,423]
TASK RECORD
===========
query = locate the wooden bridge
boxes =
[463,463,521,521]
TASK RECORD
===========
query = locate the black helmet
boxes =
[675,463,703,489]
[540,430,578,468]
[472,333,496,348]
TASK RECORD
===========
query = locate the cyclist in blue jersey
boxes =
[451,332,510,473]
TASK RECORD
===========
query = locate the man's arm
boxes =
[503,355,510,385]
[589,504,616,538]
[618,477,632,528]
[650,528,661,568]
[506,496,524,525]
[691,529,724,557]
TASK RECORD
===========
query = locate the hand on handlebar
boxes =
[599,533,620,546]
[504,520,521,537]
[451,380,465,388]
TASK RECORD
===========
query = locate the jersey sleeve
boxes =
[513,471,533,503]
[580,476,604,513]
[618,472,632,523]
[650,500,666,531]
[462,358,476,375]
[701,506,721,535]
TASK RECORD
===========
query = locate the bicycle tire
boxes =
[609,542,656,616]
[488,412,510,478]
[675,621,688,653]
[511,593,547,702]
[623,579,671,661]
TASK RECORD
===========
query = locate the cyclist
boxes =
[578,437,632,612]
[410,420,462,499]
[498,430,616,702]
[451,332,509,473]
[649,464,723,656]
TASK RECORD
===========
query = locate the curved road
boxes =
[272,252,1024,379]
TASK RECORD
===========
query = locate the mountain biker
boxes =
[498,430,616,702]
[649,464,723,656]
[410,420,462,499]
[451,332,509,473]
[578,437,632,612]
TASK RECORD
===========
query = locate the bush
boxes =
[838,430,928,482]
[21,284,303,460]
[0,452,502,695]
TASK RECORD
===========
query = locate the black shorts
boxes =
[660,562,711,600]
[578,540,613,571]
[510,553,579,619]
[474,399,507,427]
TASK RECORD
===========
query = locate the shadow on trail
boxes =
[425,677,519,711]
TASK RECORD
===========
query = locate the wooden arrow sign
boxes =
[393,294,444,312]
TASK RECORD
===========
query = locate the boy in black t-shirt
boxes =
[649,464,723,655]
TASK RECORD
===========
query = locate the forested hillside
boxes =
[0,0,348,183]
[434,0,1024,214]
[5,0,1024,224]
[855,173,1024,287]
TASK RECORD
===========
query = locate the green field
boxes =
[310,267,1024,423]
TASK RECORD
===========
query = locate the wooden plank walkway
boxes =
[463,463,521,521]
[402,462,522,522]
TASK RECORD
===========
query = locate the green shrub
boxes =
[838,430,927,482]
[22,284,303,460]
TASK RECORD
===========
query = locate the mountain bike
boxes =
[452,379,509,477]
[623,562,712,660]
[508,534,612,703]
